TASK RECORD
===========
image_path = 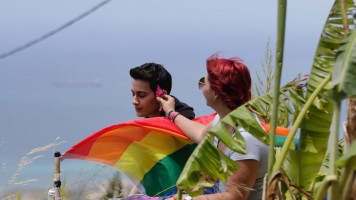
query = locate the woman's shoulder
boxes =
[212,114,220,126]
[237,127,268,149]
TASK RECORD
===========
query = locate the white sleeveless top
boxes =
[212,114,269,200]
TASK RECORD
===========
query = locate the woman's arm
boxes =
[194,159,259,200]
[223,159,259,199]
[158,95,212,144]
[166,159,259,200]
[173,114,212,144]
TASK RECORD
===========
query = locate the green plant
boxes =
[15,190,21,200]
[253,39,275,100]
[251,39,307,128]
[61,164,122,200]
[175,0,356,199]
[269,1,356,199]
[101,172,124,200]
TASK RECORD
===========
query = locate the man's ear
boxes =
[161,90,168,100]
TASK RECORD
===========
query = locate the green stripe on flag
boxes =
[140,144,196,196]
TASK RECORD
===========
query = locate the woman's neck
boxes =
[215,104,232,119]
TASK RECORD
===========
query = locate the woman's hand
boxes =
[157,94,176,116]
[158,94,210,144]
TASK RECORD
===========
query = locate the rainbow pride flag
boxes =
[62,113,292,196]
[62,114,216,196]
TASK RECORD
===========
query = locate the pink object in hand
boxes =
[156,85,164,97]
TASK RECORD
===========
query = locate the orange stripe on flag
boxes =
[262,124,290,136]
[140,125,191,140]
[87,126,150,165]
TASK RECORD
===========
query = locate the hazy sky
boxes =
[0,0,337,191]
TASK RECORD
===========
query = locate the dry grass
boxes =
[253,38,274,99]
[0,140,66,199]
[6,141,66,186]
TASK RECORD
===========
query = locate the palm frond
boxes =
[332,26,356,100]
[176,134,240,196]
[295,0,355,191]
[248,76,307,128]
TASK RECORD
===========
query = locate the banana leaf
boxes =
[176,135,239,196]
[284,0,355,192]
[313,141,344,195]
[332,27,356,101]
[248,77,306,128]
[283,150,325,199]
[337,140,356,167]
[336,140,356,198]
[176,0,356,197]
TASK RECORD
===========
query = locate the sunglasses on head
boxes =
[198,77,205,90]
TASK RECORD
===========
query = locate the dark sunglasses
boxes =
[198,77,205,90]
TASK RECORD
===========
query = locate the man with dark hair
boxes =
[130,62,195,119]
[128,63,195,196]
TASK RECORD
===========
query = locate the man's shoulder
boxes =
[172,95,195,119]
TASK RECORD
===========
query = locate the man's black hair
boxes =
[130,63,172,94]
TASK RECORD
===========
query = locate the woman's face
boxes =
[131,79,160,118]
[202,73,215,108]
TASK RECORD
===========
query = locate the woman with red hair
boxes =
[158,54,269,200]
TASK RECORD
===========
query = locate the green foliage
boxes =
[251,39,307,128]
[176,136,239,196]
[101,172,124,200]
[337,139,356,167]
[281,0,356,194]
[61,178,70,200]
[249,75,307,128]
[332,24,356,101]
[176,0,356,199]
[269,0,356,199]
[15,190,21,200]
[313,141,344,194]
[299,0,346,152]
[253,39,275,99]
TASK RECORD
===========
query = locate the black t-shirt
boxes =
[160,95,195,119]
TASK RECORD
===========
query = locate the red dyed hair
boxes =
[206,53,251,110]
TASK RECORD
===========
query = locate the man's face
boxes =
[131,79,160,118]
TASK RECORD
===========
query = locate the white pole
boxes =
[54,151,62,200]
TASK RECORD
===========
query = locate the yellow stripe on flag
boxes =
[114,130,189,181]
